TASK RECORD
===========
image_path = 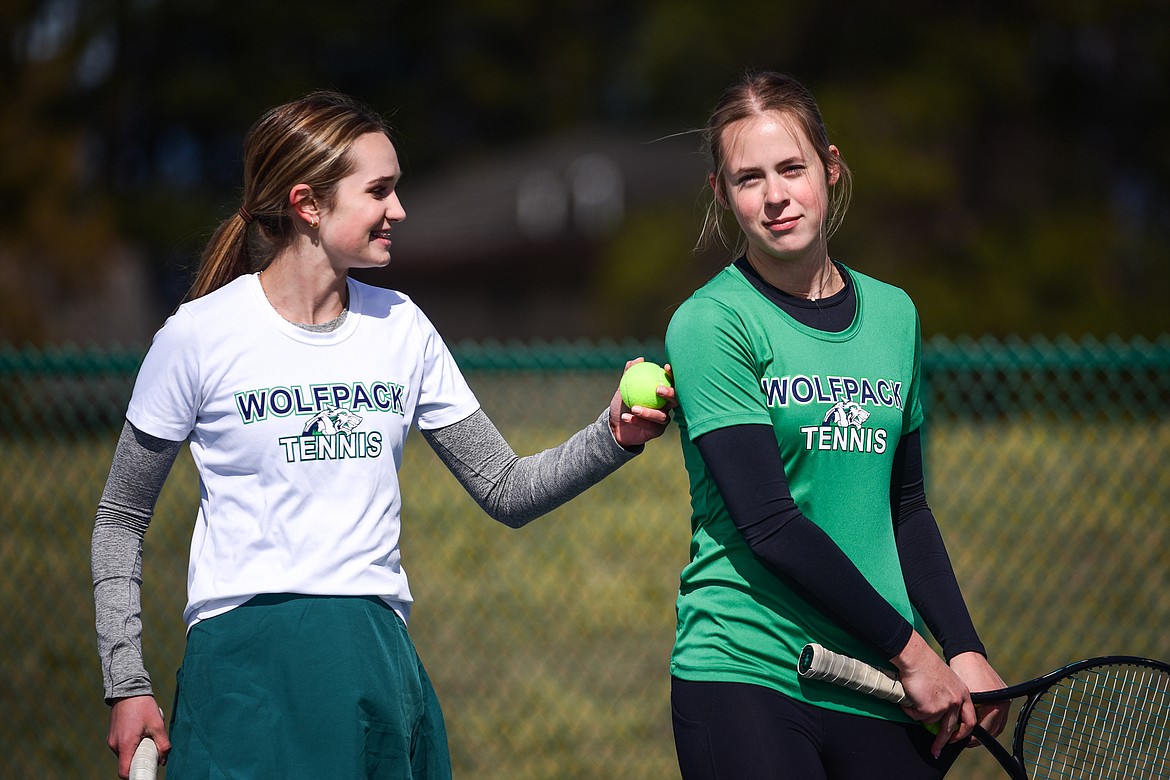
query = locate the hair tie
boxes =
[238,206,254,224]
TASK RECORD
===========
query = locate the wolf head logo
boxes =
[823,400,869,429]
[303,407,363,436]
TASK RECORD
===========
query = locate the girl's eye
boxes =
[784,165,806,176]
[736,173,761,185]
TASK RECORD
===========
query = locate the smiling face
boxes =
[316,131,406,271]
[714,111,839,269]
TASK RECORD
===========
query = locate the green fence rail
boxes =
[3,335,1169,779]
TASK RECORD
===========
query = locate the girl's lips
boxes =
[765,216,800,231]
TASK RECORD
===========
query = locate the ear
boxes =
[709,171,728,209]
[289,184,319,227]
[826,144,842,186]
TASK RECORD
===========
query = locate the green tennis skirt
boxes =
[165,594,451,779]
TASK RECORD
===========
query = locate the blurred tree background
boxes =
[3,0,1169,345]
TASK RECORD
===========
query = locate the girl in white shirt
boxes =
[92,91,674,780]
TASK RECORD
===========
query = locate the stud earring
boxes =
[310,217,320,230]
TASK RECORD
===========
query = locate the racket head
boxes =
[976,656,1170,780]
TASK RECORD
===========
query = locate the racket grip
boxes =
[798,643,910,705]
[129,737,158,780]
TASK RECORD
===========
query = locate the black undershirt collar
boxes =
[734,257,856,333]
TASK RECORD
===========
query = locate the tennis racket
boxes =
[798,642,1170,779]
[128,737,158,780]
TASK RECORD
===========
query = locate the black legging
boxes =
[671,677,966,780]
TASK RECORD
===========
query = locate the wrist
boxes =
[891,631,934,673]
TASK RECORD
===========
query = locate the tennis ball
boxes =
[620,362,671,409]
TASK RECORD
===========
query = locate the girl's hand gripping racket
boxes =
[798,643,1170,779]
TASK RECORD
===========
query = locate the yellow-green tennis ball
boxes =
[620,362,671,409]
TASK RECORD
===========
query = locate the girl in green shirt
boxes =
[666,71,1009,779]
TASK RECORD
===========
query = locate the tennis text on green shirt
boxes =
[760,373,905,454]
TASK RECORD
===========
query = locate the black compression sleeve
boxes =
[891,430,987,660]
[695,424,913,659]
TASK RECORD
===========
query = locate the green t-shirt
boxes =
[665,262,924,722]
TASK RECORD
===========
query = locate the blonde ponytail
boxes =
[188,212,252,300]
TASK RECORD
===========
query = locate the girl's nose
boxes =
[387,193,406,223]
[764,178,787,206]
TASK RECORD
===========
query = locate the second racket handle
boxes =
[129,737,158,780]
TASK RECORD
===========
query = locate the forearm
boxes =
[891,431,986,660]
[92,421,181,703]
[752,513,914,658]
[92,520,152,703]
[895,508,985,659]
[421,408,638,528]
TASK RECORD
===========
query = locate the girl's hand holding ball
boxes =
[609,358,676,449]
[620,361,673,410]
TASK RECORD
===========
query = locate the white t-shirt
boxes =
[127,274,480,628]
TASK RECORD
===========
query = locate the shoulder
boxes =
[348,278,410,311]
[186,274,255,311]
[843,264,914,304]
[349,278,428,321]
[666,267,761,366]
[842,264,918,317]
[668,266,748,330]
[348,279,449,345]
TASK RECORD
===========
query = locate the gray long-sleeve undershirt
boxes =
[92,407,638,703]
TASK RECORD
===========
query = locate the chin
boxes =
[356,254,393,269]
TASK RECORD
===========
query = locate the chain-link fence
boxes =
[3,335,1168,779]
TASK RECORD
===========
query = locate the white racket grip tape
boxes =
[798,643,910,705]
[129,737,158,780]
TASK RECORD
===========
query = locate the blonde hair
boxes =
[697,71,852,256]
[188,91,392,299]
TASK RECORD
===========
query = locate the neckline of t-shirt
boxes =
[248,273,360,345]
[729,262,863,342]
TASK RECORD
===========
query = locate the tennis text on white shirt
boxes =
[234,381,406,463]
